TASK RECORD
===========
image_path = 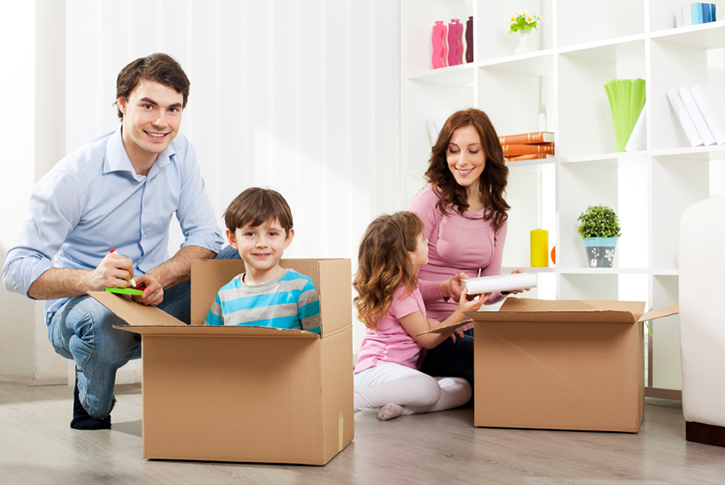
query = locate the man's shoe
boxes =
[70,377,111,430]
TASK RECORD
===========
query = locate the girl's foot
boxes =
[377,403,407,421]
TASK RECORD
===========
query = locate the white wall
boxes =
[0,0,402,380]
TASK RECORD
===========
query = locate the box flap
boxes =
[415,318,473,336]
[466,298,646,324]
[113,324,320,338]
[88,291,184,327]
[637,304,679,323]
[191,259,247,326]
[317,259,352,335]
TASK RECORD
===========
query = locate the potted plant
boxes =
[508,12,540,55]
[577,205,622,268]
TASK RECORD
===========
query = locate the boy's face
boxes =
[227,219,294,274]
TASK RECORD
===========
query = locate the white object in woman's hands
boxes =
[460,273,537,295]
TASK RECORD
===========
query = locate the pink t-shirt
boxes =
[409,183,508,324]
[354,285,426,373]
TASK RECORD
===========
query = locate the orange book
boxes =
[504,153,554,162]
[501,143,554,157]
[498,131,554,145]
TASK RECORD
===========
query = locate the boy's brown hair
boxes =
[223,187,294,234]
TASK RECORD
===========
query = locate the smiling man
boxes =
[2,53,226,430]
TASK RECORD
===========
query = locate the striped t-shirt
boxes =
[205,268,321,333]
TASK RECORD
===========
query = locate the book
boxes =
[666,88,704,147]
[425,117,445,146]
[624,101,647,152]
[691,85,725,145]
[703,2,712,22]
[504,153,554,162]
[692,3,705,24]
[683,5,693,25]
[501,143,555,157]
[679,86,716,145]
[498,131,554,145]
[460,273,538,295]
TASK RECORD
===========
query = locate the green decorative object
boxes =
[105,287,144,295]
[577,205,622,268]
[604,79,646,152]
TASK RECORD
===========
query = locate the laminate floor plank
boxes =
[1,381,723,485]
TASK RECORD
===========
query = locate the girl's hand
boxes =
[439,272,469,301]
[450,327,465,343]
[457,288,488,313]
[502,268,532,295]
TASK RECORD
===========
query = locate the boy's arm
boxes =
[298,281,321,333]
[205,293,224,326]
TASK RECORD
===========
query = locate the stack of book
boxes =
[676,2,721,26]
[499,131,555,162]
[666,85,725,147]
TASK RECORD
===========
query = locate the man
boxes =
[2,53,227,429]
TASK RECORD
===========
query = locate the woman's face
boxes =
[446,125,486,192]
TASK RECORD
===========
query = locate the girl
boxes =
[353,211,486,421]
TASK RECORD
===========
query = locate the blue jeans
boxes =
[419,329,475,400]
[47,245,240,418]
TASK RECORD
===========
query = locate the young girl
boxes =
[353,211,487,421]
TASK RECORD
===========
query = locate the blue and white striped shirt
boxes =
[205,268,321,333]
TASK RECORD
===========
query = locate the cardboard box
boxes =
[467,298,679,433]
[89,258,353,465]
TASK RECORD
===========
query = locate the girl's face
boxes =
[409,232,429,270]
[446,125,486,194]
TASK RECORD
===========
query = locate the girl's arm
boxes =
[399,289,487,349]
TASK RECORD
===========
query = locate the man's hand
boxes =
[86,251,135,291]
[132,273,164,306]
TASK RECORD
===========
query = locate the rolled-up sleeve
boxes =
[175,142,224,253]
[2,171,82,296]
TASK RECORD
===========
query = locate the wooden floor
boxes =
[1,381,724,484]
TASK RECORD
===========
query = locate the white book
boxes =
[666,88,703,147]
[682,5,692,26]
[625,101,647,152]
[679,86,716,145]
[425,117,446,146]
[691,85,725,145]
[676,8,683,28]
[460,273,538,295]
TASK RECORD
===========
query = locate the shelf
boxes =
[559,267,648,275]
[560,152,647,165]
[652,145,725,160]
[504,158,555,168]
[408,63,474,86]
[501,266,556,274]
[558,35,646,61]
[653,270,679,276]
[651,21,725,49]
[478,49,554,74]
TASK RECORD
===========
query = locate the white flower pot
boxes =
[513,28,540,55]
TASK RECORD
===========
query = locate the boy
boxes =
[206,187,321,333]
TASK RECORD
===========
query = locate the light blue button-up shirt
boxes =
[2,127,224,322]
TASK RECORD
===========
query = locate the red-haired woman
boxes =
[409,108,525,390]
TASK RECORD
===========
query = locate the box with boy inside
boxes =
[89,258,353,465]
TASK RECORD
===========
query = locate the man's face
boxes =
[117,80,184,167]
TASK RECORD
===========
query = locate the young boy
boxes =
[205,187,321,333]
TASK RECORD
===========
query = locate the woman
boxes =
[409,108,521,389]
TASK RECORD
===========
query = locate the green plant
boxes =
[577,205,622,239]
[508,12,539,33]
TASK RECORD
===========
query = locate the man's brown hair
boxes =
[115,53,190,119]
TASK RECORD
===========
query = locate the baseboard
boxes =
[686,421,725,448]
[645,387,681,400]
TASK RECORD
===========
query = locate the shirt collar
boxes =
[103,126,176,180]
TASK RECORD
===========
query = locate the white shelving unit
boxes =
[401,0,725,398]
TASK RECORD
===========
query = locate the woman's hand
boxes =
[502,268,531,295]
[439,272,469,301]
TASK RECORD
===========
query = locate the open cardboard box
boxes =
[423,298,678,433]
[89,258,353,465]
